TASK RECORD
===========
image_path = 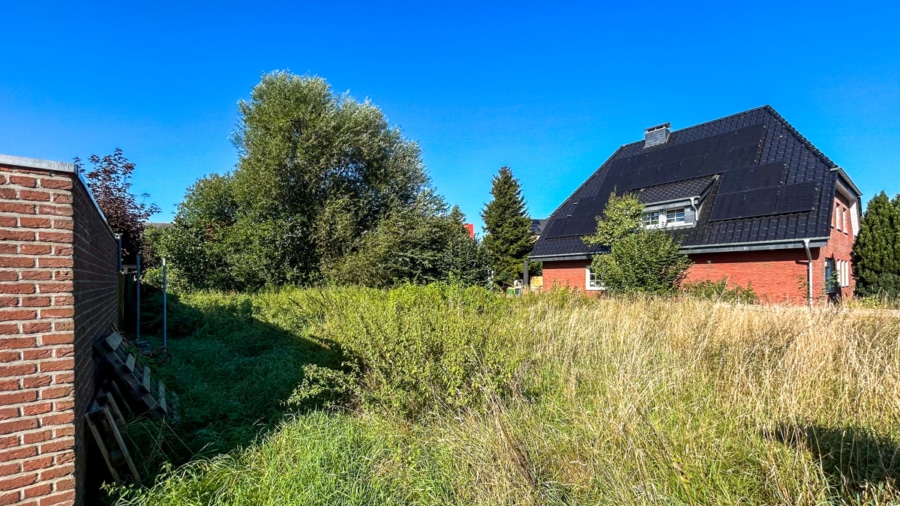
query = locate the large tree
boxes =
[481,167,534,286]
[162,72,474,290]
[852,191,900,298]
[75,149,160,266]
[584,193,691,294]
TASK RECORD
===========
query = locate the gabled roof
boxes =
[531,106,862,260]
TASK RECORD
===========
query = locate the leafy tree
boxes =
[75,149,160,266]
[481,167,534,286]
[584,193,691,294]
[166,72,431,289]
[327,196,488,288]
[852,191,900,297]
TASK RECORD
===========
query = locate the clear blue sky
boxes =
[2,1,899,232]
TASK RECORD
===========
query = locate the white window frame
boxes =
[585,266,604,291]
[642,206,692,229]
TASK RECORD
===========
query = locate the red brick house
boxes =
[530,106,862,304]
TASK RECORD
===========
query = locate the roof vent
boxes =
[644,122,671,148]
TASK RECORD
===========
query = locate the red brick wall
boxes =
[70,176,117,505]
[0,162,117,505]
[541,260,592,292]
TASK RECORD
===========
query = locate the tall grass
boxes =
[117,287,900,505]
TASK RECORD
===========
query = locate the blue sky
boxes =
[2,1,899,232]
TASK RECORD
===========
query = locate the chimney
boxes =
[644,122,671,148]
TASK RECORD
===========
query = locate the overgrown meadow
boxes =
[113,286,899,505]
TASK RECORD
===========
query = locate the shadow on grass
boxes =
[766,423,900,497]
[118,287,347,482]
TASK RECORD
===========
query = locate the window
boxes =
[642,207,690,228]
[842,208,848,234]
[642,211,660,227]
[666,208,685,224]
[835,204,841,231]
[586,266,604,291]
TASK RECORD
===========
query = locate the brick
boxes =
[21,456,52,473]
[0,408,17,421]
[0,353,16,363]
[39,387,71,400]
[37,308,72,319]
[38,439,72,454]
[0,490,18,505]
[18,218,51,229]
[51,401,72,413]
[19,271,51,281]
[0,203,35,214]
[0,299,15,309]
[38,413,72,427]
[0,472,36,491]
[21,350,51,360]
[37,179,71,191]
[0,326,17,336]
[50,272,70,282]
[0,419,38,435]
[38,463,72,481]
[0,363,36,376]
[50,322,71,332]
[50,247,71,257]
[36,206,71,218]
[0,275,13,284]
[21,404,51,417]
[0,437,17,450]
[18,191,50,202]
[35,283,71,294]
[19,323,49,334]
[36,258,72,269]
[0,310,36,321]
[0,257,34,269]
[19,297,50,307]
[0,219,14,228]
[49,220,72,231]
[8,176,36,188]
[22,482,51,499]
[53,452,73,465]
[0,381,17,392]
[0,447,36,464]
[39,335,71,346]
[22,377,50,389]
[20,245,51,256]
[50,295,73,305]
[0,284,35,295]
[0,462,20,476]
[0,189,14,199]
[0,231,35,242]
[35,232,71,243]
[51,372,72,385]
[22,431,52,445]
[38,359,73,373]
[50,194,72,204]
[39,490,74,505]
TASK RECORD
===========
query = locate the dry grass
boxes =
[118,289,900,505]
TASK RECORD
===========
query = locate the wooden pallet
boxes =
[94,332,168,418]
[86,401,140,484]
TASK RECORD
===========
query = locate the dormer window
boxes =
[642,206,692,229]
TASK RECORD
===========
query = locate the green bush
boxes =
[681,278,757,304]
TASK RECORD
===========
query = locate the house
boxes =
[530,106,861,304]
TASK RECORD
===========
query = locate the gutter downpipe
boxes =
[803,239,813,306]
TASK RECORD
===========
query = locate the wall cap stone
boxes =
[0,155,75,174]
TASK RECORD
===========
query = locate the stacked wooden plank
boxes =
[87,332,178,483]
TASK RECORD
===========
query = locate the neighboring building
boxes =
[530,106,861,304]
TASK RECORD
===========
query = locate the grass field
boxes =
[113,285,900,505]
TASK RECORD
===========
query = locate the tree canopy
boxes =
[160,72,484,290]
[481,167,534,286]
[75,149,159,266]
[852,191,900,298]
[584,193,691,294]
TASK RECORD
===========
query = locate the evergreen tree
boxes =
[481,167,534,286]
[852,191,900,297]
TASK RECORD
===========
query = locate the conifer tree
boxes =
[481,167,534,286]
[852,191,900,297]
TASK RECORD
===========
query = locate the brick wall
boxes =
[0,157,117,505]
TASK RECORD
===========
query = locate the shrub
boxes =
[681,278,757,304]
